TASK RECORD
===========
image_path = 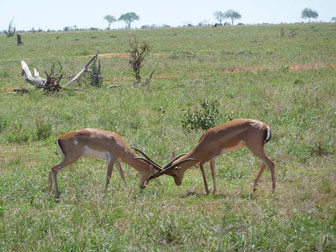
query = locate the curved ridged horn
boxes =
[149,158,197,180]
[133,157,162,171]
[131,147,162,169]
[162,153,186,169]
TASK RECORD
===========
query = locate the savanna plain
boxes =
[0,23,336,251]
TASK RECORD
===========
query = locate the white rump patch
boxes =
[266,126,271,142]
[251,120,264,130]
[82,146,111,162]
[56,141,65,162]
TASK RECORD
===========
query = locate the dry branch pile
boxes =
[20,54,99,91]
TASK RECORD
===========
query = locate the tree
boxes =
[301,8,318,22]
[331,17,336,23]
[118,12,140,29]
[5,18,16,37]
[214,11,225,25]
[103,15,116,29]
[224,9,242,25]
[128,34,150,82]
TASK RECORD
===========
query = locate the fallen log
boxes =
[21,60,47,87]
[21,61,62,91]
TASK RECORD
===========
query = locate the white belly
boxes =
[82,146,111,161]
[221,141,246,154]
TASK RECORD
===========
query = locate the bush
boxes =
[36,119,52,140]
[0,115,9,132]
[128,34,150,82]
[7,132,31,143]
[182,100,219,130]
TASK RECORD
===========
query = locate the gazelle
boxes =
[149,119,275,194]
[48,128,162,198]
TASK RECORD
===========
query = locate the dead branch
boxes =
[89,56,103,87]
[63,54,98,87]
[13,88,29,94]
[289,30,297,37]
[222,50,256,55]
[107,85,122,88]
[142,70,155,87]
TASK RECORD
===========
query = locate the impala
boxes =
[149,119,275,194]
[48,128,162,198]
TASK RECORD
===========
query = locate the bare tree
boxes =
[128,34,150,83]
[214,11,225,25]
[5,18,16,37]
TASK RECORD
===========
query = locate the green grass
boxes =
[0,23,336,251]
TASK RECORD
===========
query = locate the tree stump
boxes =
[17,34,23,46]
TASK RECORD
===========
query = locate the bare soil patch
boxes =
[223,62,336,73]
[289,63,336,71]
[223,66,261,73]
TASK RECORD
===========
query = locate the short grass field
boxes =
[0,23,336,251]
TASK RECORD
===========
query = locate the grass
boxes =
[0,23,336,251]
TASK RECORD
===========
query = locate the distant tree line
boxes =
[2,8,335,34]
[214,9,241,25]
[103,12,139,29]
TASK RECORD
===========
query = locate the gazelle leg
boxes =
[247,144,276,193]
[210,159,217,194]
[115,161,128,188]
[253,164,266,192]
[49,156,80,199]
[200,162,210,195]
[48,171,54,194]
[105,160,115,190]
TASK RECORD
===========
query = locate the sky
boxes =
[0,0,335,31]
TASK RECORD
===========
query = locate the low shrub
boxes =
[182,100,219,130]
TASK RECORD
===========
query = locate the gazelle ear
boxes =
[171,152,175,159]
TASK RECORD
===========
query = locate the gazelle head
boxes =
[162,167,185,186]
[138,164,157,189]
[132,148,196,186]
[131,147,164,188]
